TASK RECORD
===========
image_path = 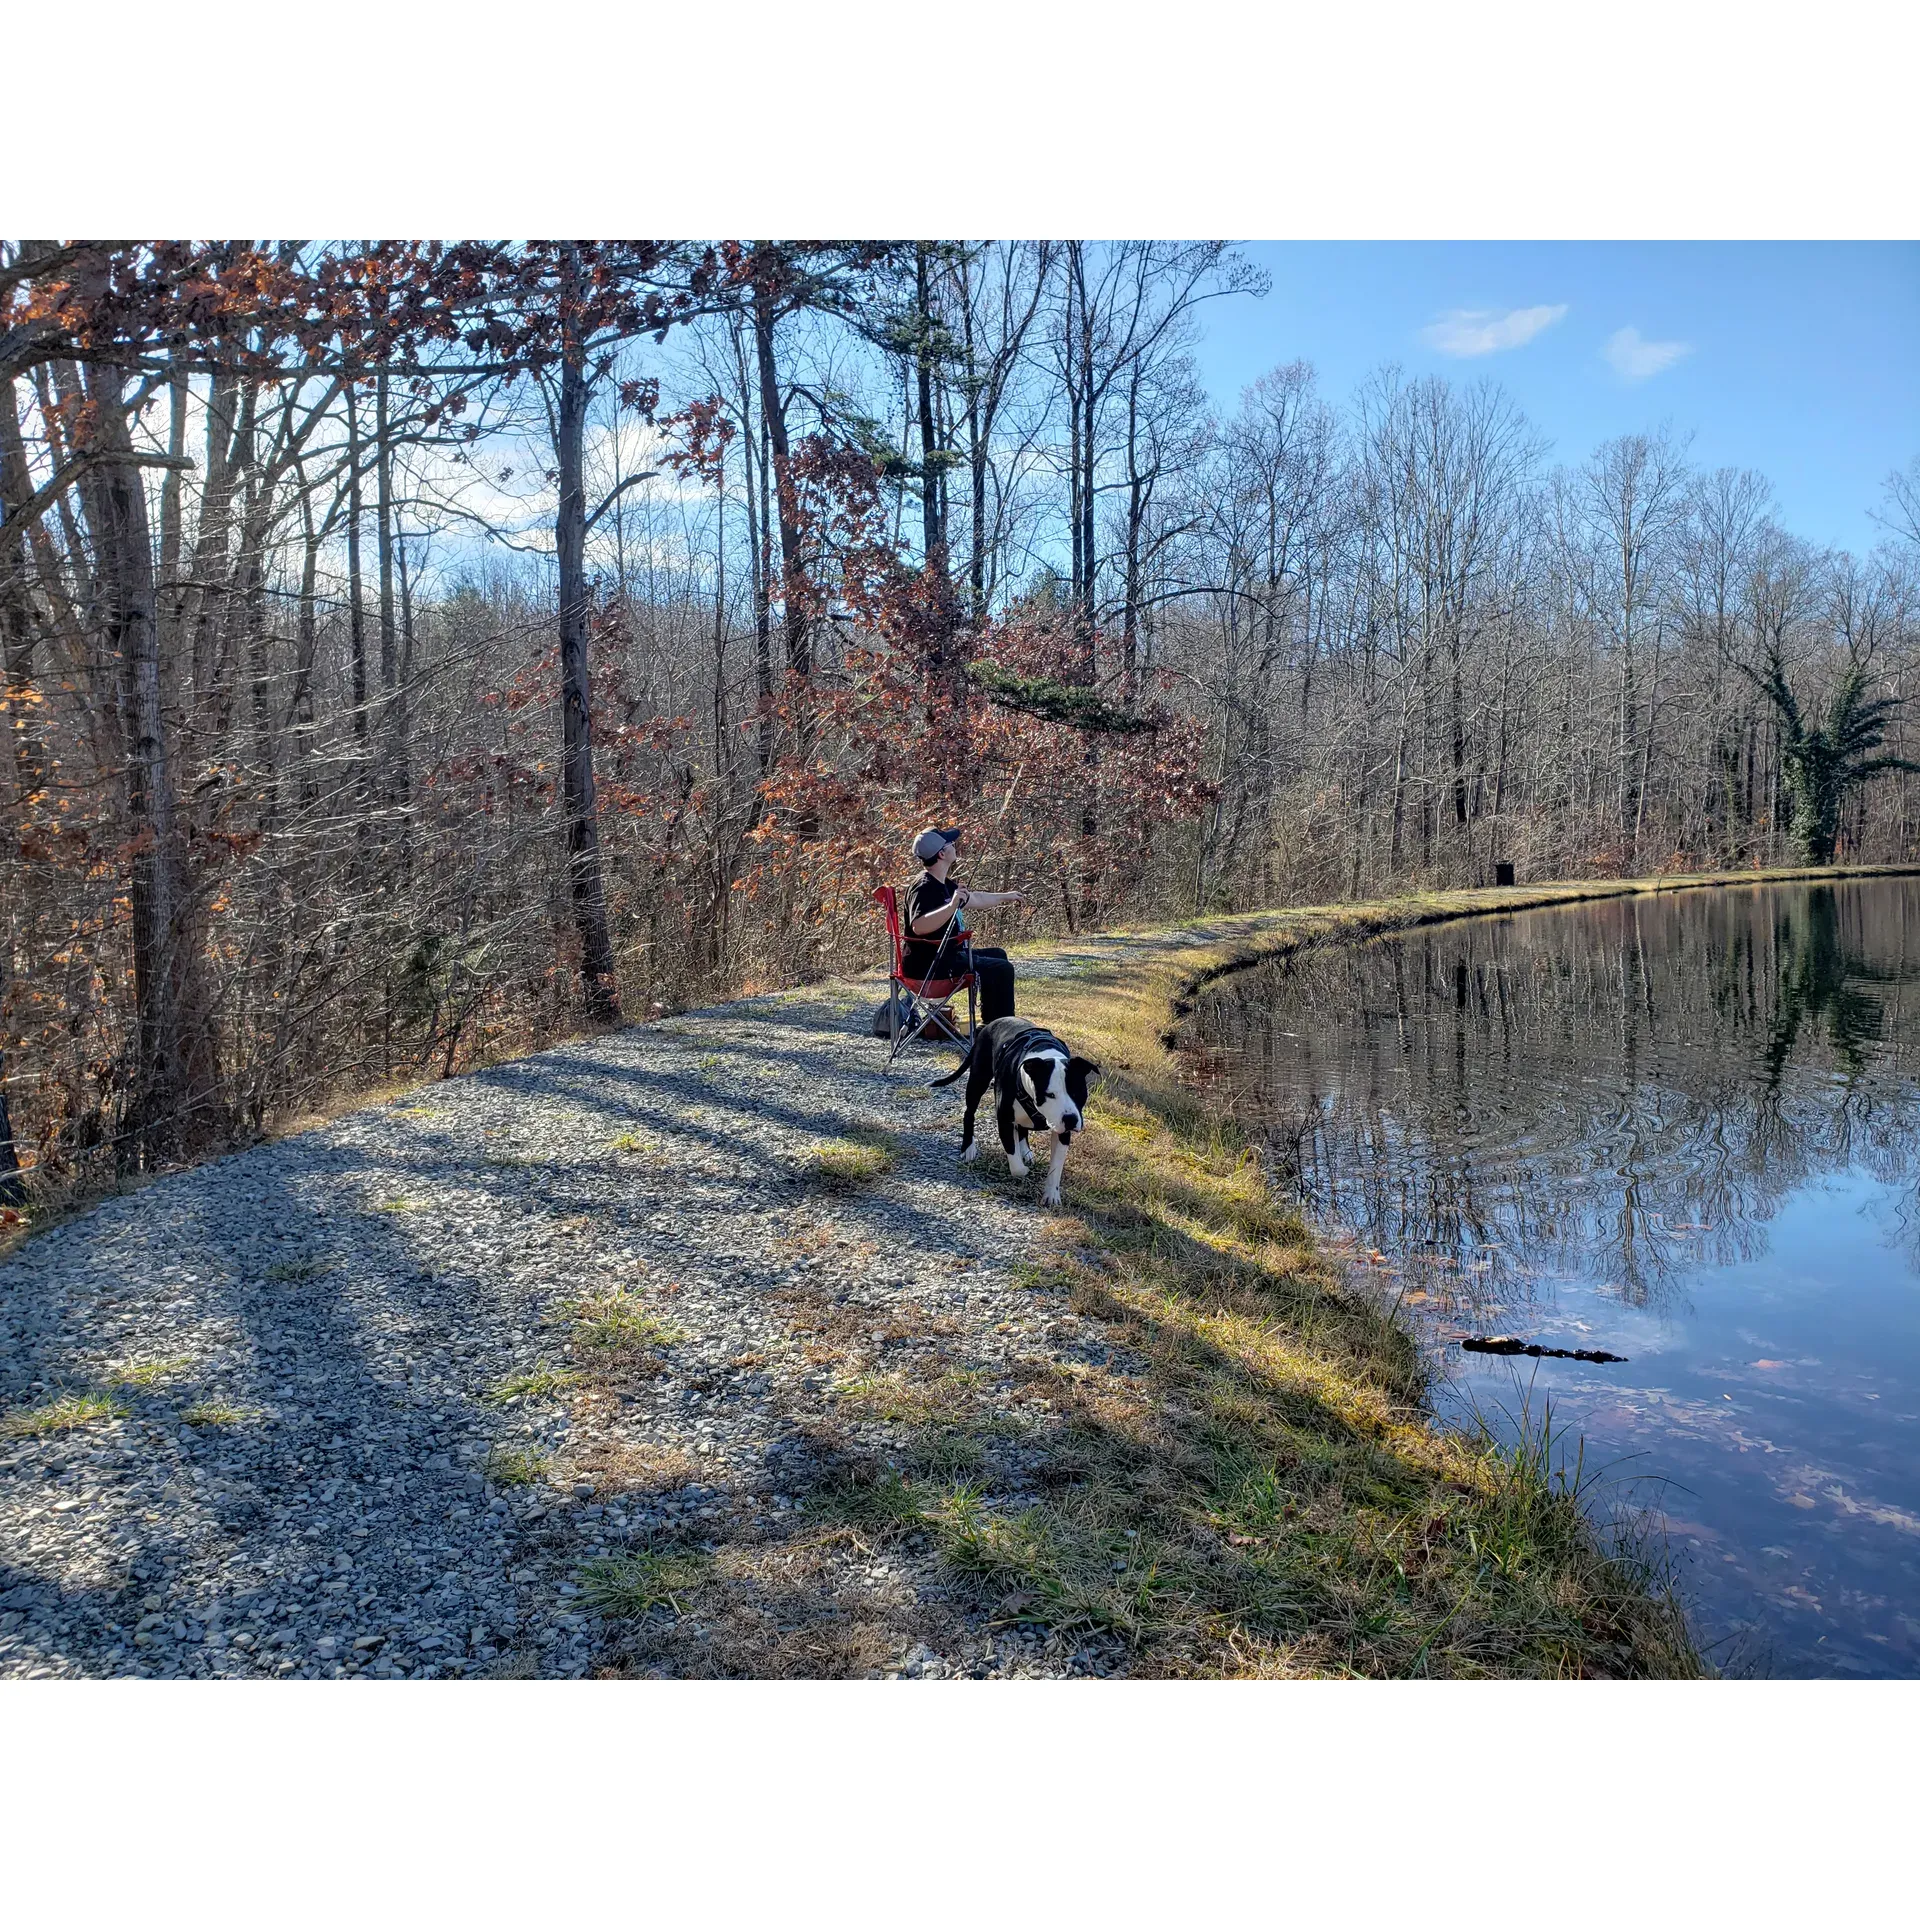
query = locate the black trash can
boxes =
[1494,861,1515,886]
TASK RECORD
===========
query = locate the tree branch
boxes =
[583,469,658,536]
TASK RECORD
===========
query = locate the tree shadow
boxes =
[0,991,1008,1676]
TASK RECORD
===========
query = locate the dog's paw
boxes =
[1041,1185,1064,1208]
[1008,1154,1028,1179]
[959,1142,978,1164]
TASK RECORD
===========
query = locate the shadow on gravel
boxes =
[589,1428,969,1681]
[0,993,992,1676]
[471,1045,940,1179]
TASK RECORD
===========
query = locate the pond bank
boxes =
[997,864,1918,1676]
[1170,869,1920,1676]
[9,865,1897,1678]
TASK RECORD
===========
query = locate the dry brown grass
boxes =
[833,1366,996,1428]
[771,1283,961,1354]
[558,1438,700,1497]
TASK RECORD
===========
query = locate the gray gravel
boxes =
[0,980,1136,1680]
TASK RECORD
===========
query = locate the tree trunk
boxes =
[287,481,323,809]
[156,360,188,617]
[392,500,416,867]
[344,378,371,789]
[1122,373,1144,703]
[181,364,240,698]
[0,377,45,817]
[0,385,43,1200]
[913,242,967,748]
[1075,247,1097,628]
[750,266,809,688]
[962,269,990,626]
[915,243,948,572]
[726,322,777,801]
[557,243,621,1024]
[709,433,732,971]
[77,366,214,1162]
[1450,632,1469,830]
[1633,616,1665,861]
[1065,245,1084,608]
[375,370,396,694]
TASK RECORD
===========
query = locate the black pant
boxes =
[969,946,1016,1024]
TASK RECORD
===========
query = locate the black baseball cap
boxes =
[913,825,961,862]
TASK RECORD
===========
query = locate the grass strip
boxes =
[953,871,1778,1676]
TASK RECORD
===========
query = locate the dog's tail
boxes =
[927,1043,974,1090]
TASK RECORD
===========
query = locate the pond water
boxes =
[1194,879,1920,1677]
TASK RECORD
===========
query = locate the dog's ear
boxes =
[1022,1056,1053,1100]
[1070,1056,1101,1081]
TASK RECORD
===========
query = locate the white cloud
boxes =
[1421,304,1568,356]
[1603,326,1693,382]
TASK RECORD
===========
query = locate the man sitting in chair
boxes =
[904,826,1021,1025]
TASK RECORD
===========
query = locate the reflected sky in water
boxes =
[1196,880,1920,1677]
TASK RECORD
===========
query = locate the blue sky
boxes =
[1192,243,1920,555]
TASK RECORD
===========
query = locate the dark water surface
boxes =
[1195,879,1920,1677]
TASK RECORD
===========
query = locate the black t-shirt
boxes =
[902,872,967,976]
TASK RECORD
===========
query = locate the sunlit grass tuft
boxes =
[2,1391,126,1438]
[109,1357,192,1389]
[576,1545,703,1619]
[484,1368,581,1406]
[564,1288,678,1354]
[806,1124,897,1188]
[485,1444,549,1487]
[180,1401,256,1428]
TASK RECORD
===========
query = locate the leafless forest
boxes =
[4,240,1917,1198]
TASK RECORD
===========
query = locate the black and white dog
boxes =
[931,1016,1100,1208]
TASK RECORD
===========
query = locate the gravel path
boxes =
[0,978,1140,1680]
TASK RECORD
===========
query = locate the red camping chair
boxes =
[872,884,978,1067]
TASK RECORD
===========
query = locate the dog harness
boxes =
[999,1027,1063,1132]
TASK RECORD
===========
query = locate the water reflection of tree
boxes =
[1762,884,1895,1082]
[1198,881,1920,1319]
